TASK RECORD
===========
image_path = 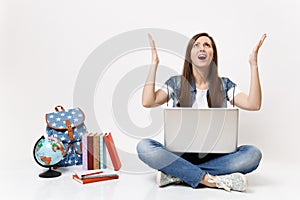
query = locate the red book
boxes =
[104,132,121,171]
[72,174,119,184]
[87,133,96,170]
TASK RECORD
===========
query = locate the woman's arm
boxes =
[142,34,168,108]
[234,34,267,111]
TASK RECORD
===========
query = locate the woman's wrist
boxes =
[250,64,258,70]
[151,60,159,65]
[150,63,159,68]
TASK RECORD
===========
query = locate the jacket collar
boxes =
[190,80,196,92]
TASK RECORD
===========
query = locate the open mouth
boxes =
[198,54,207,60]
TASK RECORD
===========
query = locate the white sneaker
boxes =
[156,171,182,187]
[208,173,247,192]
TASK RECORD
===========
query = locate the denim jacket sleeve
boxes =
[164,75,181,107]
[221,77,237,101]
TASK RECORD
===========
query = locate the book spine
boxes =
[82,133,89,170]
[93,133,100,169]
[82,173,119,179]
[72,174,84,184]
[100,133,105,169]
[104,132,121,171]
[87,133,94,170]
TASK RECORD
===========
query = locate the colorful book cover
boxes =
[104,132,121,171]
[87,133,96,170]
[93,133,100,169]
[82,133,89,170]
[100,133,105,169]
[72,174,119,184]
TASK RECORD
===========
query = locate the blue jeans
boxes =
[136,138,262,188]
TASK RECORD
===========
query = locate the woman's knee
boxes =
[136,138,162,157]
[136,138,164,166]
[136,138,150,153]
[242,145,262,163]
[239,145,262,173]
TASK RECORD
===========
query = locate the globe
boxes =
[33,135,64,178]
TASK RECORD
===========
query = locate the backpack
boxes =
[45,105,88,167]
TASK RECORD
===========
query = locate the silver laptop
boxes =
[164,108,239,153]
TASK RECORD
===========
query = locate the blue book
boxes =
[100,133,105,169]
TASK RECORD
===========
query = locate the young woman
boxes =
[137,32,266,191]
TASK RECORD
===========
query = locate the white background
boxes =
[1,0,300,174]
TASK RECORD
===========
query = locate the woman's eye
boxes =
[193,43,199,48]
[204,43,211,47]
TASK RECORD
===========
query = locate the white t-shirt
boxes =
[160,84,242,108]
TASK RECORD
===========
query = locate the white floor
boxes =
[1,159,298,200]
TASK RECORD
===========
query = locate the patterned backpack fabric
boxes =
[45,105,88,167]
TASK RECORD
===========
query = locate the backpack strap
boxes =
[71,143,82,155]
[62,144,69,157]
[65,119,82,155]
[65,120,74,141]
[55,105,65,112]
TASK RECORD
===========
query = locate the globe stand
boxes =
[39,167,61,178]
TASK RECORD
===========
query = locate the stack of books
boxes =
[82,132,121,171]
[72,169,119,184]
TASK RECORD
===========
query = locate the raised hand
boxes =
[249,33,267,67]
[148,33,160,65]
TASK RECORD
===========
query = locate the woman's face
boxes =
[190,36,214,69]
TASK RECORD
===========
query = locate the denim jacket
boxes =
[165,75,236,108]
